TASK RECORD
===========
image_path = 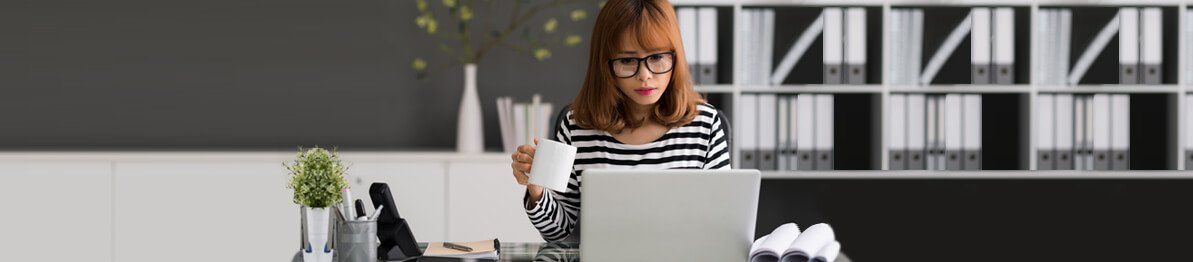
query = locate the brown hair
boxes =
[570,0,704,134]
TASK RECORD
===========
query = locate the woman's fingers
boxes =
[511,168,529,185]
[517,144,536,157]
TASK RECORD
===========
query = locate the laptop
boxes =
[579,169,761,261]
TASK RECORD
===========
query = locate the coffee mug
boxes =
[529,138,577,192]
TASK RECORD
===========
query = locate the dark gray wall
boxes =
[0,0,594,150]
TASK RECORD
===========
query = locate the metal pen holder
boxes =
[335,218,379,262]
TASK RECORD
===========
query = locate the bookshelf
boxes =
[678,0,1193,171]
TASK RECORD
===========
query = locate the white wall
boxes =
[0,152,543,262]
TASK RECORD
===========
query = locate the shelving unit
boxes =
[674,0,1193,171]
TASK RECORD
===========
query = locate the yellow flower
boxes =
[534,48,552,61]
[570,10,587,21]
[426,19,438,34]
[416,0,427,12]
[460,5,473,21]
[543,18,558,33]
[412,58,427,71]
[442,0,456,8]
[565,35,582,46]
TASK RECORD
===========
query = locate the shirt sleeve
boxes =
[704,109,732,170]
[523,112,581,241]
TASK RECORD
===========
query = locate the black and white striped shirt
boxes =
[524,103,732,242]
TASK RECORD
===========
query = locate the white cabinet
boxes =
[446,161,544,242]
[113,161,295,262]
[0,161,113,262]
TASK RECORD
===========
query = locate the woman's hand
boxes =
[511,138,545,206]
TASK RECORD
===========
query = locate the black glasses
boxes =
[608,52,675,78]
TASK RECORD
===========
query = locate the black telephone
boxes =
[370,183,423,260]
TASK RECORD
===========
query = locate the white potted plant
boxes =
[286,147,348,262]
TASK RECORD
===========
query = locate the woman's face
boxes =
[610,33,673,108]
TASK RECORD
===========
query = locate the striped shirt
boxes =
[523,103,732,242]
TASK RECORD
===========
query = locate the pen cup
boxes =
[335,219,379,262]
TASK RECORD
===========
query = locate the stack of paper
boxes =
[495,95,554,153]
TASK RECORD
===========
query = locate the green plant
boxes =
[285,147,349,208]
[410,0,603,79]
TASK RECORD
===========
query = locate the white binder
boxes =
[1140,8,1162,84]
[698,7,719,84]
[759,95,777,170]
[1073,96,1087,170]
[1055,95,1074,170]
[907,95,927,170]
[738,94,759,169]
[926,96,939,170]
[845,7,867,84]
[1119,8,1140,84]
[760,9,775,85]
[787,96,800,170]
[963,95,982,170]
[678,8,699,83]
[823,8,844,84]
[1037,94,1056,170]
[814,95,835,170]
[1092,94,1112,170]
[993,8,1015,84]
[777,96,789,171]
[1111,95,1130,170]
[796,95,816,170]
[890,94,908,170]
[945,94,964,170]
[971,8,992,84]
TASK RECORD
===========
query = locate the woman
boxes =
[509,0,731,242]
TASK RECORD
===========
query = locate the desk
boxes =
[292,242,851,262]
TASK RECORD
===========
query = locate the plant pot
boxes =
[457,63,484,153]
[304,206,333,262]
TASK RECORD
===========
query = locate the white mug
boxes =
[528,138,577,192]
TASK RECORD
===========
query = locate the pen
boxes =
[443,242,473,252]
[369,206,385,221]
[354,199,367,221]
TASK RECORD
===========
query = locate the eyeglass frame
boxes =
[606,51,677,78]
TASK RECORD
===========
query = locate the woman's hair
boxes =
[570,0,704,134]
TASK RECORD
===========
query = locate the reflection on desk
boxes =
[293,242,850,261]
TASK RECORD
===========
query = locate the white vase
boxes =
[304,206,332,262]
[457,63,484,153]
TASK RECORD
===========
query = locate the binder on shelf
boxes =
[890,94,908,170]
[760,9,775,86]
[1119,8,1140,84]
[738,94,759,169]
[796,95,816,170]
[823,8,844,84]
[778,96,790,171]
[814,94,835,170]
[992,8,1015,84]
[1084,96,1096,171]
[1187,95,1193,169]
[1111,95,1130,170]
[911,9,924,85]
[698,7,719,84]
[1055,95,1075,170]
[1038,95,1056,170]
[926,95,939,170]
[944,94,964,170]
[1140,7,1162,84]
[889,9,906,85]
[678,8,699,85]
[1073,96,1087,170]
[963,95,982,170]
[787,96,800,170]
[971,8,992,84]
[844,7,867,84]
[758,94,778,171]
[907,95,927,170]
[1092,94,1112,170]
